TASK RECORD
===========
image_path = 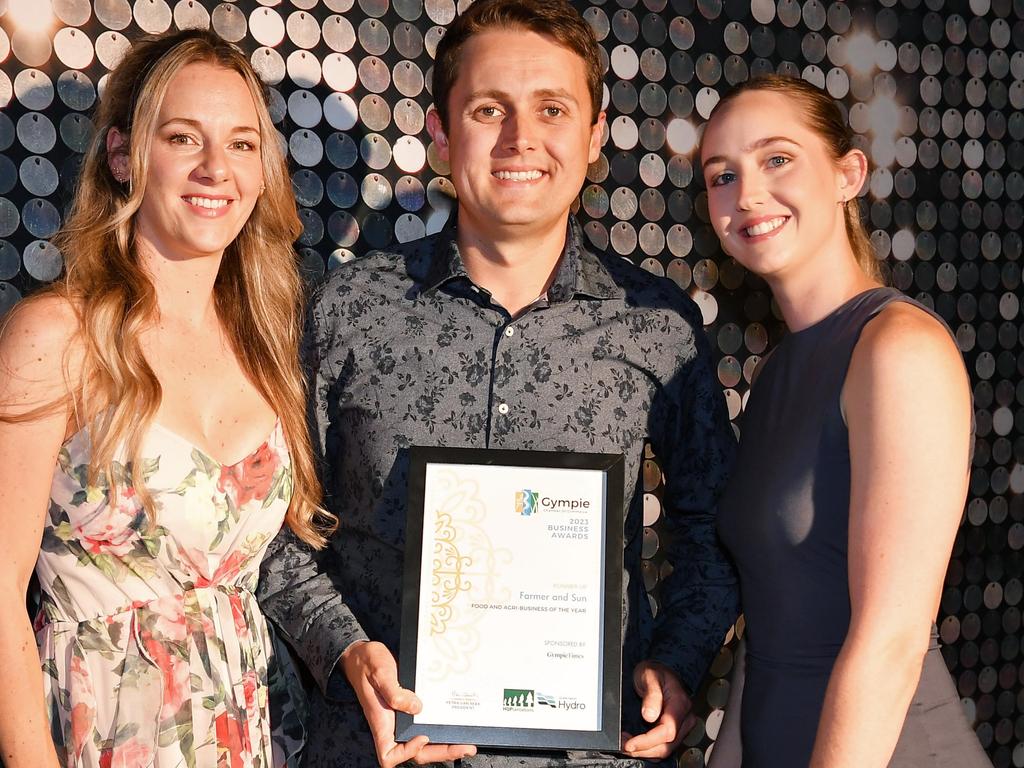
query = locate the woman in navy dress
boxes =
[700,76,989,767]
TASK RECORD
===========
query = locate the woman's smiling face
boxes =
[700,89,860,282]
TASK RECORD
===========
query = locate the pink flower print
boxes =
[229,592,252,643]
[68,655,95,757]
[75,487,142,558]
[217,442,280,509]
[99,737,154,768]
[215,710,248,768]
[196,549,249,588]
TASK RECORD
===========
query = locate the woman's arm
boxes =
[0,297,79,768]
[809,302,972,767]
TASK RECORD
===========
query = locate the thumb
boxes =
[370,665,422,715]
[635,666,664,723]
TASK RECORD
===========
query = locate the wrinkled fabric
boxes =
[36,420,305,767]
[259,218,739,767]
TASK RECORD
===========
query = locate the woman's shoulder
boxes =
[850,298,967,396]
[0,294,83,397]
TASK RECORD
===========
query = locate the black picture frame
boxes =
[396,445,625,751]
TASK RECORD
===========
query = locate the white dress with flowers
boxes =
[35,420,304,768]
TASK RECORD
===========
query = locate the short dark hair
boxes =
[431,0,604,128]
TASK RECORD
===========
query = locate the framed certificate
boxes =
[396,446,625,751]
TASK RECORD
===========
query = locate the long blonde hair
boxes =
[15,30,335,548]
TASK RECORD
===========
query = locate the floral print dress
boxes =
[35,420,304,768]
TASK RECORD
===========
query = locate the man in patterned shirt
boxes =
[258,1,739,766]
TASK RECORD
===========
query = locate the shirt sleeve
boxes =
[256,289,369,700]
[645,301,740,695]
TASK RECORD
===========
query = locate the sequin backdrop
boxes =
[1,0,1022,764]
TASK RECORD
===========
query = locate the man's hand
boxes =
[621,660,697,760]
[341,640,477,767]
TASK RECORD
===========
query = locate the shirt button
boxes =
[497,402,510,415]
[504,326,515,337]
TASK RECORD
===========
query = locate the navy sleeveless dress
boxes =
[716,288,990,767]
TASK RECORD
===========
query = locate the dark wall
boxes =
[1,0,1021,764]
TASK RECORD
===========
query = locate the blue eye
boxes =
[768,155,789,168]
[711,171,736,187]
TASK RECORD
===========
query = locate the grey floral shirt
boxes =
[258,219,739,768]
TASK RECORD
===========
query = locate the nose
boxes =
[735,171,767,211]
[501,111,536,154]
[194,142,229,184]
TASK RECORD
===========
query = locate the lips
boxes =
[183,196,232,209]
[493,170,544,181]
[742,216,788,238]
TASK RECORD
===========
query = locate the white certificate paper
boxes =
[397,448,624,750]
[413,462,607,731]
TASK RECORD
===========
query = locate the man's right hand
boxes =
[341,640,478,767]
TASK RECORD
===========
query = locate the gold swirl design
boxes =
[430,509,473,635]
[424,470,512,682]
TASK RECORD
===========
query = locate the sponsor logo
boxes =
[515,490,539,516]
[503,688,534,709]
[501,688,587,712]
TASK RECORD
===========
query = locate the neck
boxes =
[136,237,224,331]
[455,209,569,316]
[766,243,880,332]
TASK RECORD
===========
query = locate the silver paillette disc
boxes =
[0,199,18,238]
[361,173,393,211]
[211,4,247,42]
[54,27,93,70]
[393,136,426,173]
[292,169,324,207]
[56,69,96,111]
[393,60,424,98]
[133,0,173,34]
[173,0,211,31]
[395,175,425,212]
[287,50,321,88]
[322,53,357,92]
[17,113,57,154]
[324,92,358,131]
[324,15,356,52]
[359,17,391,55]
[326,132,358,169]
[395,213,426,244]
[95,31,131,71]
[289,130,324,168]
[358,56,390,94]
[23,198,61,239]
[249,7,285,48]
[59,113,93,152]
[23,240,63,282]
[359,94,391,131]
[360,133,392,171]
[54,0,92,26]
[95,0,133,30]
[287,10,321,49]
[252,47,286,86]
[328,210,359,247]
[393,22,424,59]
[327,171,359,208]
[14,69,54,110]
[394,98,425,135]
[21,158,58,198]
[288,90,322,129]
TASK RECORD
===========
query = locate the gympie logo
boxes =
[515,490,539,516]
[514,490,592,516]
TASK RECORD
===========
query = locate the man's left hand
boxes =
[621,660,697,760]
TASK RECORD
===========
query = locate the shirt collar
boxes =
[421,216,625,302]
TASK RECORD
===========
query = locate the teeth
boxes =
[185,197,230,209]
[745,217,786,236]
[494,170,543,181]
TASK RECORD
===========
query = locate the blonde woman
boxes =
[0,30,334,768]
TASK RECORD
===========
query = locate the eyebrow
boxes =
[702,136,802,168]
[159,117,260,135]
[464,88,580,105]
